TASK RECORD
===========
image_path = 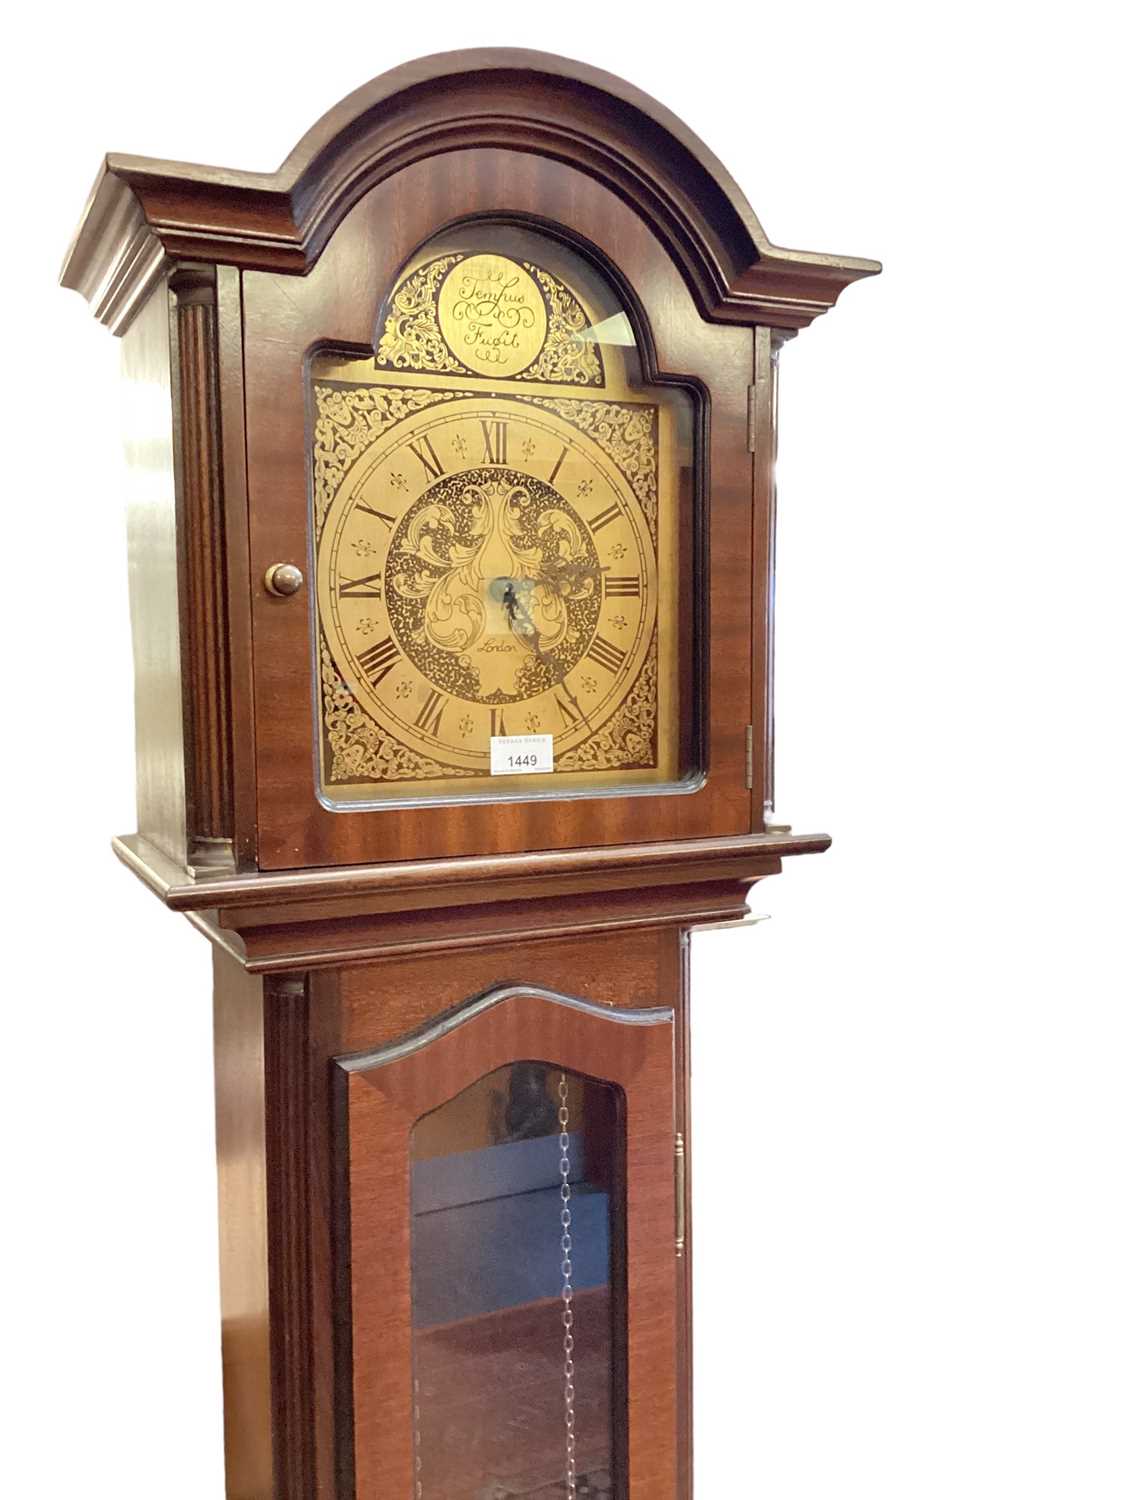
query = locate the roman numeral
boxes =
[604,575,640,598]
[587,635,626,674]
[548,445,570,484]
[354,503,396,526]
[356,636,400,688]
[554,692,582,727]
[415,689,447,736]
[408,434,444,481]
[588,499,623,534]
[490,707,508,737]
[338,572,383,599]
[481,419,508,465]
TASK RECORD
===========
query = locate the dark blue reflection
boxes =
[412,1132,609,1328]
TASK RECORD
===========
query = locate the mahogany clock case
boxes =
[60,47,878,1500]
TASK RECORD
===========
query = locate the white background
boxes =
[2,5,1122,1496]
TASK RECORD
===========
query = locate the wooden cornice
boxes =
[61,49,880,335]
[113,828,828,972]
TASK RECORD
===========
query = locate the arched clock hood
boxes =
[61,48,879,335]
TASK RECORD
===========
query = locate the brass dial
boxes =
[317,396,655,774]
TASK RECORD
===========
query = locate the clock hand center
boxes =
[500,578,521,628]
[496,576,535,640]
[493,575,591,732]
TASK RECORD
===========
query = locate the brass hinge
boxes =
[745,724,754,789]
[747,381,760,452]
[674,1132,686,1257]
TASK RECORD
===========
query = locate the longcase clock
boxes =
[62,50,879,1500]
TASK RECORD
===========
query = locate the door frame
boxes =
[333,983,679,1500]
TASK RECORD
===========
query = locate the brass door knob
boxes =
[264,563,304,597]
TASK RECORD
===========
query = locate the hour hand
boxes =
[501,579,536,644]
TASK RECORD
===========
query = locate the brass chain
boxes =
[414,1072,581,1500]
[413,1374,423,1500]
[559,1071,577,1500]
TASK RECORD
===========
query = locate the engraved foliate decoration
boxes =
[377,254,605,387]
[375,254,464,376]
[313,384,471,538]
[385,470,601,704]
[528,398,657,540]
[320,638,458,785]
[556,655,657,772]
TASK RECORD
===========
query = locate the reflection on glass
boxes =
[411,1063,622,1499]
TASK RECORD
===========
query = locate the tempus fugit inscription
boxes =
[436,255,548,376]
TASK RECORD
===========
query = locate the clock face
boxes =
[310,241,694,805]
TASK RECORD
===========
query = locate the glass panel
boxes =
[411,1063,622,1499]
[310,223,698,808]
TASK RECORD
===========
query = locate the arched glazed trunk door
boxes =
[335,984,678,1500]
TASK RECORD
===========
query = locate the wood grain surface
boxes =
[169,266,234,865]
